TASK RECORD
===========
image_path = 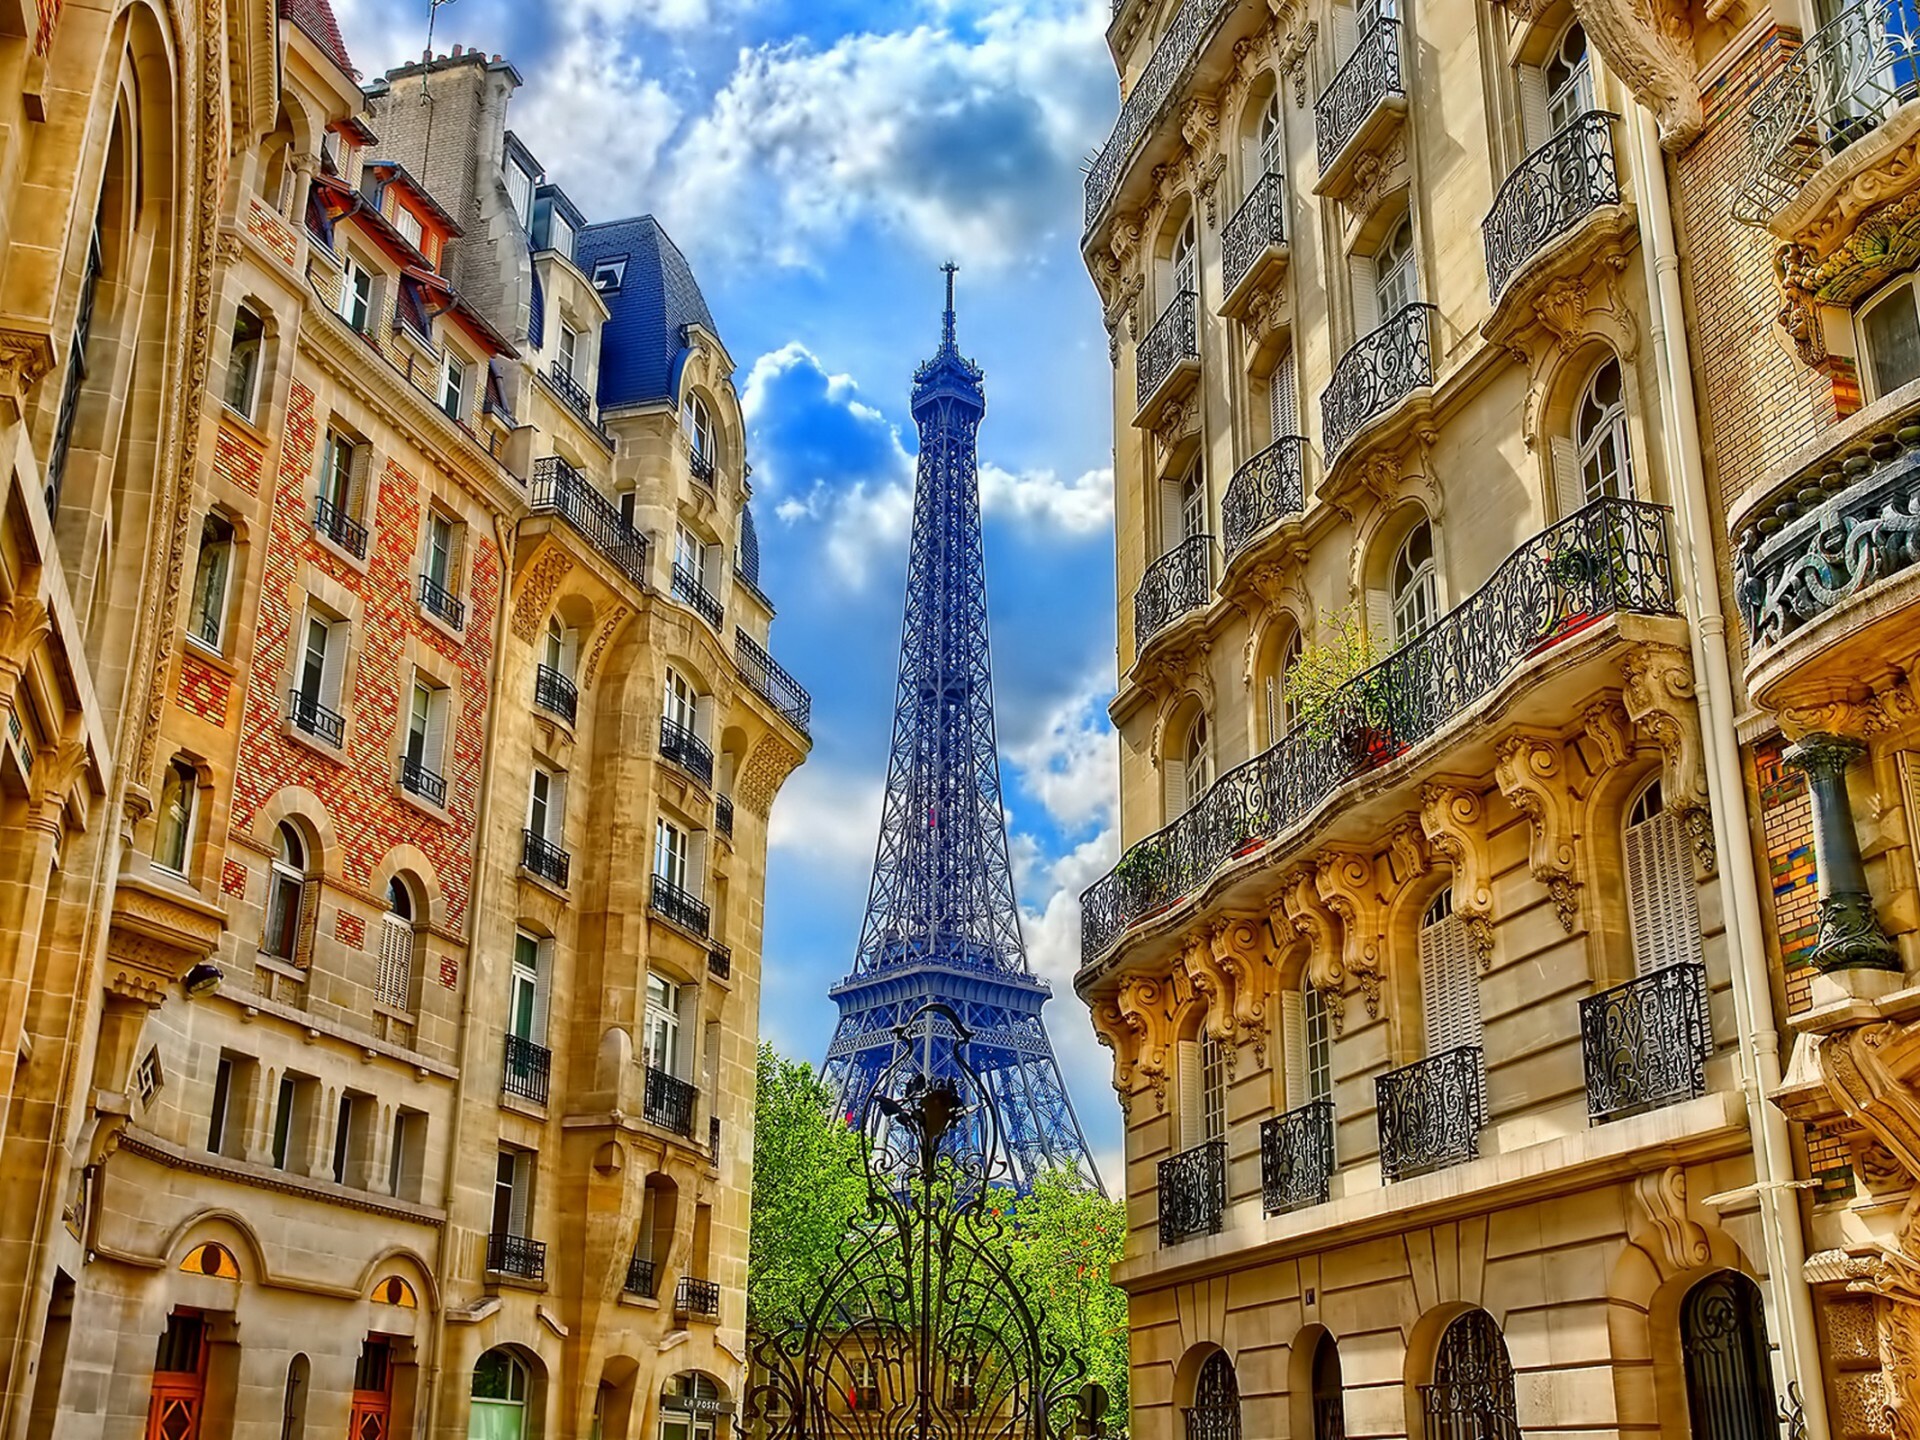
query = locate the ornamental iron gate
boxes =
[1419,1311,1520,1440]
[1681,1272,1779,1440]
[1182,1352,1239,1440]
[746,1004,1103,1440]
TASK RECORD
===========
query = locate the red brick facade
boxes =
[213,423,266,498]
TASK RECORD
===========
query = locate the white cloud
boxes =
[767,763,885,882]
[504,35,679,214]
[1019,827,1124,1150]
[1006,684,1118,834]
[980,462,1113,536]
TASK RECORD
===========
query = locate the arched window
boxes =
[1282,973,1333,1110]
[1391,521,1437,646]
[154,758,198,876]
[1545,20,1594,132]
[1173,214,1199,302]
[376,877,417,1012]
[1309,1332,1345,1440]
[1574,356,1632,503]
[1421,1310,1517,1439]
[1375,215,1418,321]
[1258,90,1285,180]
[264,822,311,962]
[1263,628,1302,745]
[1859,270,1920,400]
[1171,711,1213,817]
[280,1353,310,1440]
[469,1350,531,1440]
[682,394,713,463]
[1625,777,1703,975]
[1681,1272,1779,1440]
[1419,887,1482,1056]
[1185,1352,1240,1440]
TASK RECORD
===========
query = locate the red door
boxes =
[349,1338,393,1440]
[145,1314,207,1440]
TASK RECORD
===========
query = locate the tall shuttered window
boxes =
[1625,778,1703,974]
[1419,886,1482,1055]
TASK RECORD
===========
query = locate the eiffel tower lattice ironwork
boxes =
[822,266,1101,1194]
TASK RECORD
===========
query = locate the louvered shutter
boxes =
[1519,66,1550,152]
[1176,1039,1203,1150]
[1420,914,1482,1054]
[1159,476,1185,557]
[1551,436,1586,519]
[509,1150,533,1234]
[548,773,568,844]
[1335,1,1358,61]
[1626,807,1703,973]
[376,914,413,1010]
[1350,255,1380,338]
[447,523,466,598]
[318,620,349,712]
[293,879,322,970]
[689,830,708,898]
[1365,589,1393,649]
[533,936,554,1043]
[347,442,372,522]
[1164,753,1187,819]
[560,626,580,678]
[423,688,448,778]
[1281,987,1306,1110]
[1270,349,1299,441]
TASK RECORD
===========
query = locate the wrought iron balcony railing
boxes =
[1134,532,1213,648]
[1321,302,1434,462]
[1158,1137,1226,1246]
[1483,112,1622,302]
[1084,0,1239,230]
[675,1276,721,1319]
[736,630,813,736]
[690,446,715,486]
[624,1256,657,1297]
[708,943,733,980]
[533,664,578,724]
[1260,1098,1333,1214]
[399,753,446,808]
[522,828,570,888]
[313,496,368,559]
[1315,17,1404,175]
[486,1232,546,1282]
[673,564,724,628]
[716,792,735,838]
[530,456,650,591]
[660,716,715,786]
[1734,392,1920,656]
[1376,1045,1487,1181]
[1136,289,1199,412]
[502,1033,551,1105]
[651,873,711,936]
[545,361,596,424]
[709,1113,722,1156]
[1222,437,1306,560]
[289,689,345,748]
[1221,171,1287,302]
[1081,498,1676,961]
[645,1065,698,1136]
[1581,961,1710,1123]
[1735,0,1920,223]
[418,572,465,628]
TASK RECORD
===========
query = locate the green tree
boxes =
[748,1043,869,1332]
[1008,1168,1130,1430]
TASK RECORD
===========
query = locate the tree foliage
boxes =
[1007,1168,1130,1429]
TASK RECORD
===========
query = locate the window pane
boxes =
[1866,284,1920,398]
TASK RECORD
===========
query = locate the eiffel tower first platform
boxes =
[820,268,1101,1194]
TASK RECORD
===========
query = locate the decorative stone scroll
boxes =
[1277,866,1347,1033]
[1316,851,1386,1021]
[1621,644,1716,876]
[1495,732,1582,932]
[1421,782,1495,968]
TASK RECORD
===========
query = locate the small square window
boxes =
[592,259,627,293]
[1861,277,1920,402]
[440,351,468,420]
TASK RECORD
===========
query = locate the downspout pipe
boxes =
[1629,107,1828,1435]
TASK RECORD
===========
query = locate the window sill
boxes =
[418,601,466,646]
[616,1292,663,1311]
[394,776,451,825]
[180,633,236,674]
[283,718,348,764]
[517,865,570,901]
[483,1270,548,1295]
[499,1089,547,1122]
[311,523,372,576]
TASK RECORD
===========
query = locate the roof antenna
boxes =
[422,0,458,105]
[941,260,958,349]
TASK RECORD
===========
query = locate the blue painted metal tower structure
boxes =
[822,267,1101,1194]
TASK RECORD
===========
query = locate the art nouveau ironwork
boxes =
[1184,1353,1240,1440]
[1320,303,1433,461]
[1579,961,1709,1122]
[747,1004,1102,1440]
[1376,1045,1487,1182]
[1137,290,1199,411]
[529,455,650,589]
[1221,172,1288,301]
[1222,436,1306,559]
[1680,1272,1779,1440]
[1482,112,1621,302]
[1260,1098,1333,1213]
[1136,532,1214,647]
[1081,498,1676,961]
[1158,1138,1226,1246]
[1419,1310,1519,1440]
[1315,17,1404,174]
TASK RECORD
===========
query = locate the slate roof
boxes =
[573,216,720,410]
[280,0,355,78]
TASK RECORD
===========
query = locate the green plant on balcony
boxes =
[1113,842,1167,912]
[1287,604,1396,764]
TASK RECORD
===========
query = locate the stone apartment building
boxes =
[0,6,809,1440]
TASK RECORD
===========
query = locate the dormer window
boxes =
[505,161,535,228]
[440,350,469,421]
[392,205,422,252]
[548,210,574,262]
[591,259,627,294]
[340,255,375,334]
[683,396,713,464]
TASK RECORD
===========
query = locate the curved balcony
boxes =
[1314,18,1405,194]
[660,716,714,787]
[1320,303,1434,465]
[1134,532,1213,654]
[1482,112,1623,310]
[1135,289,1200,423]
[736,630,812,737]
[530,456,651,592]
[1080,497,1677,964]
[1222,436,1307,564]
[1735,0,1920,230]
[1220,172,1289,318]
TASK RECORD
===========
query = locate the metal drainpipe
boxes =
[1629,107,1828,1434]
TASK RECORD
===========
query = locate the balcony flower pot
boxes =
[1114,844,1166,912]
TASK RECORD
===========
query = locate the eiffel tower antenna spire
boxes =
[821,268,1102,1194]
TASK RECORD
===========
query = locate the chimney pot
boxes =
[452,44,463,56]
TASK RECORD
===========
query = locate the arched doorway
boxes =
[1681,1272,1778,1440]
[1420,1310,1518,1440]
[1184,1351,1240,1440]
[349,1338,394,1440]
[659,1372,729,1440]
[145,1311,208,1440]
[1310,1332,1345,1440]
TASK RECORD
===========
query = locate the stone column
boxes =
[1784,731,1899,971]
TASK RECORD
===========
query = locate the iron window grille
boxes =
[672,564,724,628]
[530,456,650,590]
[708,943,733,980]
[289,689,345,748]
[521,828,570,888]
[625,1257,657,1298]
[1482,112,1621,303]
[735,631,812,735]
[1375,1045,1487,1182]
[1221,170,1288,300]
[1580,960,1710,1123]
[1158,1137,1226,1246]
[645,1065,698,1136]
[660,716,715,786]
[1222,436,1307,560]
[650,873,712,937]
[486,1232,546,1282]
[399,753,447,808]
[716,792,735,839]
[689,446,715,485]
[675,1276,721,1319]
[418,572,465,628]
[1320,302,1434,462]
[1419,1311,1518,1440]
[1185,1351,1242,1440]
[313,496,369,559]
[709,1113,722,1157]
[533,664,578,723]
[502,1033,551,1105]
[1135,532,1214,648]
[1260,1098,1334,1214]
[1136,289,1199,410]
[1314,16,1404,174]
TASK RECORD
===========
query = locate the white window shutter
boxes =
[1626,807,1703,974]
[533,937,554,1042]
[1158,476,1184,557]
[347,443,372,522]
[695,692,715,743]
[549,773,568,842]
[1519,65,1550,153]
[560,627,580,677]
[1550,436,1586,519]
[1164,753,1187,819]
[1365,589,1392,649]
[1176,1039,1203,1151]
[320,621,349,709]
[376,914,413,1010]
[1270,349,1299,441]
[1350,255,1380,338]
[424,688,448,774]
[1335,2,1358,61]
[689,830,708,896]
[1281,987,1306,1110]
[510,1150,533,1233]
[1421,913,1482,1054]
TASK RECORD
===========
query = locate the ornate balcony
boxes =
[675,1276,721,1319]
[1083,0,1240,232]
[288,689,345,748]
[645,1065,698,1136]
[1580,961,1710,1124]
[1081,498,1677,962]
[651,873,711,936]
[533,664,577,724]
[502,1033,551,1105]
[1314,18,1405,191]
[521,829,570,888]
[530,456,650,591]
[399,753,446,808]
[1260,1098,1333,1214]
[418,572,465,629]
[1321,303,1433,464]
[672,564,723,628]
[1482,112,1622,306]
[1134,532,1213,653]
[737,630,812,736]
[1222,437,1306,562]
[1735,0,1920,229]
[624,1257,657,1298]
[1158,1137,1226,1246]
[1375,1045,1487,1182]
[716,792,735,839]
[486,1232,546,1282]
[660,717,715,786]
[1135,289,1200,421]
[313,496,368,559]
[1220,172,1289,317]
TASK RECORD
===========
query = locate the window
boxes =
[315,427,368,539]
[1199,1032,1226,1144]
[1268,347,1298,443]
[424,511,462,601]
[548,209,575,261]
[508,931,550,1044]
[1172,214,1199,301]
[263,822,310,961]
[1375,215,1418,320]
[675,522,715,584]
[225,305,265,417]
[591,258,627,293]
[683,395,713,461]
[1544,20,1595,134]
[1303,980,1332,1104]
[293,604,348,736]
[1182,714,1212,814]
[543,617,577,679]
[1574,357,1632,503]
[1258,90,1285,180]
[471,1349,531,1436]
[404,677,449,787]
[1419,886,1483,1055]
[654,817,690,891]
[187,513,234,650]
[1680,1272,1779,1440]
[271,1076,295,1168]
[1269,629,1302,741]
[1625,778,1703,975]
[664,668,698,736]
[1181,466,1206,543]
[1185,1351,1241,1440]
[206,1056,234,1154]
[1390,521,1437,645]
[557,323,578,379]
[332,1093,355,1183]
[340,254,375,333]
[376,877,416,1011]
[271,1073,317,1171]
[439,350,468,420]
[645,973,681,1074]
[389,1109,426,1200]
[392,204,423,251]
[491,1148,534,1238]
[1861,273,1920,400]
[504,161,535,227]
[1429,1312,1518,1437]
[528,766,566,844]
[154,758,198,875]
[46,209,103,512]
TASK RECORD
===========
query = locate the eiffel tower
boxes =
[821,267,1101,1194]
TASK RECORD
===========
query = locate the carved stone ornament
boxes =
[1118,974,1174,1111]
[1494,732,1581,930]
[1777,185,1920,364]
[1342,131,1409,233]
[1566,0,1700,152]
[1211,913,1272,1065]
[1316,851,1386,1020]
[510,546,577,641]
[0,325,56,418]
[1621,644,1716,875]
[1630,1165,1711,1272]
[1422,782,1496,968]
[1180,931,1237,1062]
[735,732,804,818]
[1277,866,1347,1033]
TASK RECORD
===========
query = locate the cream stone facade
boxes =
[0,7,807,1440]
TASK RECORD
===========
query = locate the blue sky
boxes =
[332,0,1128,1178]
